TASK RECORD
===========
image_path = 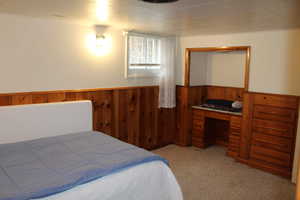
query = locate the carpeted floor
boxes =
[153,145,295,200]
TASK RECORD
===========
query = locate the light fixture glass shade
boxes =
[96,35,106,47]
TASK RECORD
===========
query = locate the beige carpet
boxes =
[153,145,295,200]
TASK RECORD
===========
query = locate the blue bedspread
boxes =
[0,131,168,200]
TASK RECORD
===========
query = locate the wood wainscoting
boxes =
[0,86,175,150]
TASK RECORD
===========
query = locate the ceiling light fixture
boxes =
[140,0,179,3]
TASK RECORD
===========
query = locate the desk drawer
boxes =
[253,119,294,138]
[205,111,230,121]
[192,128,204,137]
[193,109,205,120]
[228,134,240,158]
[253,94,298,109]
[250,145,291,168]
[193,119,204,127]
[254,105,296,123]
[230,116,242,129]
[229,134,240,144]
[252,132,293,153]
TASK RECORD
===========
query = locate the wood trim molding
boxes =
[0,85,158,97]
[244,47,251,92]
[184,46,251,92]
[186,46,250,52]
[184,49,191,86]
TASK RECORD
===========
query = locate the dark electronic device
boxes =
[201,99,242,113]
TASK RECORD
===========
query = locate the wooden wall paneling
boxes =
[189,86,205,105]
[239,92,254,159]
[112,90,120,139]
[102,91,113,135]
[0,86,177,151]
[131,89,140,146]
[162,109,171,147]
[139,88,147,148]
[224,87,244,101]
[175,86,183,145]
[205,86,244,101]
[96,91,105,134]
[118,90,129,143]
[139,87,156,149]
[92,91,113,136]
[153,87,159,148]
[118,89,140,146]
[81,91,98,130]
[157,109,165,148]
[205,86,226,100]
[175,86,190,146]
[157,108,176,148]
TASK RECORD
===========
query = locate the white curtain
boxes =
[159,37,176,108]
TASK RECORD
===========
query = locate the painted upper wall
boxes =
[190,51,245,88]
[178,29,300,96]
[0,14,157,93]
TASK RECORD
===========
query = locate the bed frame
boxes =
[0,100,93,144]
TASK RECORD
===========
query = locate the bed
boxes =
[0,101,183,200]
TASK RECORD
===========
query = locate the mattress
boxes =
[39,161,182,200]
[0,131,181,200]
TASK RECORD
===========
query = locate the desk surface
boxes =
[192,105,242,116]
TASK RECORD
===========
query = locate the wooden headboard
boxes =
[0,100,93,144]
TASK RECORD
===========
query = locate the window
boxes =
[126,32,161,78]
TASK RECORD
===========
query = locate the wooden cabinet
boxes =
[248,93,299,178]
[179,86,300,178]
[192,108,242,157]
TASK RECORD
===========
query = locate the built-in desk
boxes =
[192,106,242,158]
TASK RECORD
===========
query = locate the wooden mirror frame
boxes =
[184,46,251,91]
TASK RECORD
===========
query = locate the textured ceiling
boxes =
[0,0,299,36]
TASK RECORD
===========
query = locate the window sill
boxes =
[125,74,159,79]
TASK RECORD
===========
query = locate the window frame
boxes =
[125,32,162,78]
